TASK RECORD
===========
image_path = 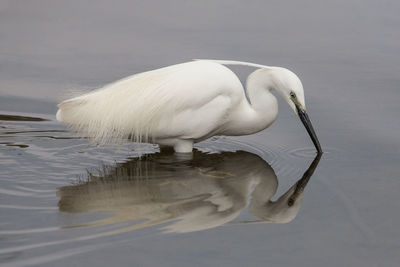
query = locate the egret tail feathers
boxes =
[56,98,87,123]
[56,65,188,145]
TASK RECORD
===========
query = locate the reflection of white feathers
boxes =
[58,151,313,234]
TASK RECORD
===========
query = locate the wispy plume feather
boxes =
[57,65,186,145]
[194,59,272,69]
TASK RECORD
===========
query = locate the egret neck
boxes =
[225,68,280,136]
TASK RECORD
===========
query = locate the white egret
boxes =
[56,60,322,153]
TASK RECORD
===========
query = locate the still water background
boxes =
[1,0,399,266]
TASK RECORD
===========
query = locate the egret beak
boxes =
[296,104,322,154]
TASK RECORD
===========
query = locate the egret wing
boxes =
[57,61,241,144]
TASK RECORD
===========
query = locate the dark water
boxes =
[1,1,399,266]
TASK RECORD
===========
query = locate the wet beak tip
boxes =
[296,105,322,154]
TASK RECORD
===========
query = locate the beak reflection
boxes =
[296,104,323,154]
[288,152,322,206]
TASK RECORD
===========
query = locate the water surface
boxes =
[1,1,399,266]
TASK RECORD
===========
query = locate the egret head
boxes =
[266,67,304,113]
[270,67,322,154]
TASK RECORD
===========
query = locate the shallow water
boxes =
[1,1,400,266]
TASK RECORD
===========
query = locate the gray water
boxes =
[1,1,399,266]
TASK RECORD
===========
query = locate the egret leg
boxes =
[173,140,193,153]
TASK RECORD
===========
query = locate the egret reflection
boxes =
[57,150,321,233]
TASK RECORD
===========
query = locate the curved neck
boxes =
[247,70,274,111]
[245,69,279,125]
[221,69,279,136]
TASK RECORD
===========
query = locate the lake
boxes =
[0,1,399,266]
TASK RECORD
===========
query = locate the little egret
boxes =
[56,60,322,153]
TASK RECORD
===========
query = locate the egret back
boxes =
[56,61,242,144]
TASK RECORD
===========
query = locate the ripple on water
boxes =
[198,138,307,179]
[0,114,48,122]
[284,146,342,161]
[0,113,328,266]
[202,138,341,179]
[202,137,282,161]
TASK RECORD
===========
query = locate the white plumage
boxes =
[57,59,321,153]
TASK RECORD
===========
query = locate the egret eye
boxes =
[290,92,296,98]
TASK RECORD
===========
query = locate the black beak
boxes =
[296,104,322,154]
